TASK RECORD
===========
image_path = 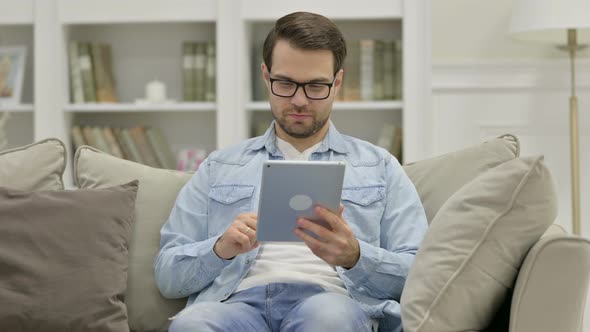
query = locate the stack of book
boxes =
[337,39,402,101]
[68,41,117,103]
[71,125,178,169]
[182,41,216,102]
[376,123,403,161]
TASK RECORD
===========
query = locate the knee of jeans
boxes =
[297,293,370,329]
[168,304,222,332]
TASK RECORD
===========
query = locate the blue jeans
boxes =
[169,283,373,332]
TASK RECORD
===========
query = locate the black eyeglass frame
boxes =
[268,74,338,100]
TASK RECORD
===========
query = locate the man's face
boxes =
[262,40,343,139]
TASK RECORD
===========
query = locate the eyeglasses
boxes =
[269,75,337,100]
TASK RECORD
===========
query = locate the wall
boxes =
[431,1,590,330]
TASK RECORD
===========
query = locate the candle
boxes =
[146,80,166,103]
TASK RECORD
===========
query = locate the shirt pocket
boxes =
[341,185,386,245]
[208,184,255,237]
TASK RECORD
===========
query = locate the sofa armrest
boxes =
[510,230,590,332]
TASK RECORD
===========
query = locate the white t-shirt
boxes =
[235,136,347,295]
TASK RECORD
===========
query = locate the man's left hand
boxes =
[294,204,360,269]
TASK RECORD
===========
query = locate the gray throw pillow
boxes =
[401,156,557,332]
[0,181,138,332]
[403,134,519,223]
[0,138,66,191]
[74,146,192,332]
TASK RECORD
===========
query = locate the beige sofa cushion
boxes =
[0,138,66,191]
[401,156,557,332]
[403,134,519,223]
[0,181,138,332]
[74,146,192,332]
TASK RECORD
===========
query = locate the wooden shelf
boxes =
[64,102,216,113]
[0,103,34,113]
[246,100,403,111]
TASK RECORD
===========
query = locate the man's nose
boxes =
[290,86,309,107]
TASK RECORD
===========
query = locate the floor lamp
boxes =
[509,0,590,235]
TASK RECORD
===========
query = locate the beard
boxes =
[273,107,330,139]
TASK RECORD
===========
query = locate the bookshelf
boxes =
[1,0,430,182]
[0,0,35,149]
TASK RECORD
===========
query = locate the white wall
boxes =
[431,1,590,331]
[433,0,590,60]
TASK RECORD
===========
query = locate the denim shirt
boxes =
[155,121,428,321]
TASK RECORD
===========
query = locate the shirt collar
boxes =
[245,120,349,155]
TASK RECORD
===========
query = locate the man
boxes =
[155,11,427,332]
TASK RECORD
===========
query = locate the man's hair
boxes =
[263,11,347,75]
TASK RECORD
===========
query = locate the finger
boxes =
[297,218,331,241]
[315,206,346,231]
[233,232,252,251]
[294,227,325,252]
[238,225,257,245]
[242,217,258,231]
[238,212,258,219]
[338,204,344,217]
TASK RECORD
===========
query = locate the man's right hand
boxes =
[213,212,259,260]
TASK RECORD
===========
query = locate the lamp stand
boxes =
[567,29,581,235]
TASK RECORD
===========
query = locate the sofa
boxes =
[0,135,589,332]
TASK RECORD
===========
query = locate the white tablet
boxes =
[257,160,346,242]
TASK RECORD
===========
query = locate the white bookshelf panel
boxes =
[4,112,33,149]
[0,0,34,24]
[241,0,402,21]
[72,111,217,157]
[58,0,217,24]
[0,25,35,104]
[64,102,216,113]
[0,104,34,112]
[66,22,216,104]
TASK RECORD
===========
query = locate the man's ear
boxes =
[334,68,344,95]
[261,63,270,89]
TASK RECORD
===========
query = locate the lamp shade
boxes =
[509,0,590,43]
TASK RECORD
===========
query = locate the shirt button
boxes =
[245,259,251,264]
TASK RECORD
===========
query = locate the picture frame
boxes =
[0,46,27,106]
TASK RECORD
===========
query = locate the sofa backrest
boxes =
[403,134,520,223]
[0,138,66,191]
[75,145,192,332]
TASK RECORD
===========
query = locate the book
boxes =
[91,126,111,154]
[373,40,385,100]
[393,39,403,100]
[128,126,160,168]
[194,42,207,101]
[112,128,134,162]
[81,126,98,149]
[92,43,117,103]
[205,41,216,102]
[120,128,145,164]
[71,125,86,150]
[391,125,403,161]
[182,42,195,101]
[102,126,124,159]
[359,39,375,101]
[68,42,84,103]
[382,40,396,100]
[342,40,361,101]
[145,127,177,170]
[78,42,96,103]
